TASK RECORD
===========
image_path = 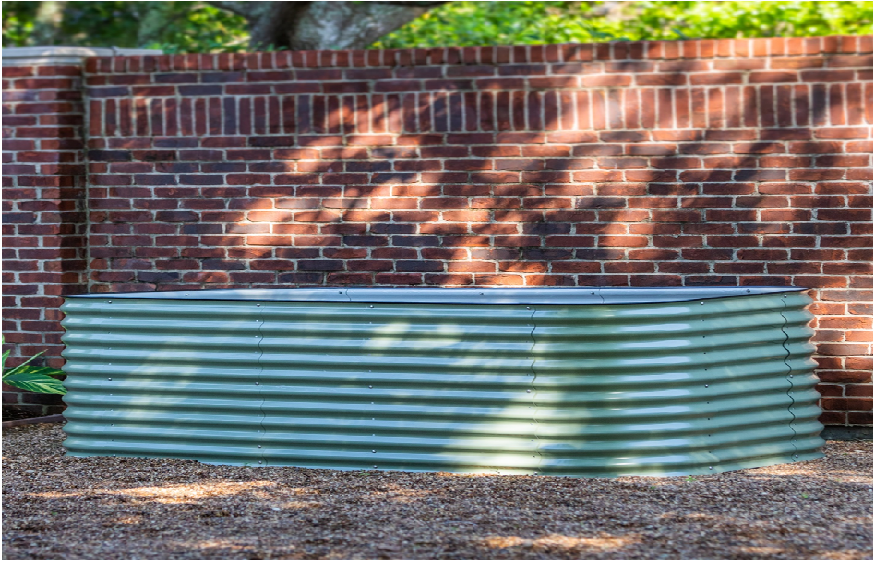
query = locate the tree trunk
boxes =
[209,1,444,51]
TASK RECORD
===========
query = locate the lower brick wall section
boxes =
[2,36,872,424]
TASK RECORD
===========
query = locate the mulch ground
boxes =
[3,423,872,559]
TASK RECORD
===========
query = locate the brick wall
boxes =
[3,36,872,425]
[2,61,88,417]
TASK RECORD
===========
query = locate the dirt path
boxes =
[3,423,871,559]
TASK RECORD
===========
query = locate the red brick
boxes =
[5,42,872,423]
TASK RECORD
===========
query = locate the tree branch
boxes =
[209,1,447,51]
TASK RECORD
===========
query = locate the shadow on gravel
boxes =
[2,424,872,560]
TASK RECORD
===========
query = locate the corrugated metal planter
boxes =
[60,287,823,477]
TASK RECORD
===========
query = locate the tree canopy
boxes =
[2,1,871,53]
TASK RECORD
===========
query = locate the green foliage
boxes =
[2,1,249,53]
[2,337,66,396]
[2,1,872,53]
[373,1,873,48]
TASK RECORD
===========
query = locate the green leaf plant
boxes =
[2,337,67,395]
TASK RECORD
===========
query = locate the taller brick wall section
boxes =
[3,36,872,425]
[2,61,88,416]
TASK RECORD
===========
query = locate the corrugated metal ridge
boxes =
[64,285,808,305]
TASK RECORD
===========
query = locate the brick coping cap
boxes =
[2,46,162,66]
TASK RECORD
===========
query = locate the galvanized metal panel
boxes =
[60,288,822,476]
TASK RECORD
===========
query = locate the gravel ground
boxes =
[3,423,872,560]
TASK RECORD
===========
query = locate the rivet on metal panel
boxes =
[255,382,260,385]
[373,465,378,468]
[789,375,793,378]
[526,306,531,310]
[108,300,112,304]
[704,384,708,388]
[368,385,373,389]
[372,450,377,453]
[371,402,374,404]
[258,445,261,448]
[108,378,112,381]
[369,305,374,308]
[709,466,713,470]
[258,460,262,464]
[700,302,704,305]
[526,389,531,393]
